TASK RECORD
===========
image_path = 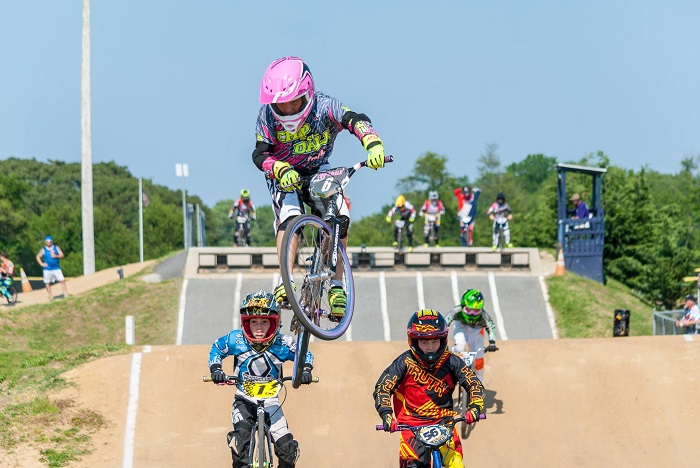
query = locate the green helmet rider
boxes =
[455,289,485,326]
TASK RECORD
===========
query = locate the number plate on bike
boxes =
[416,424,451,446]
[242,380,281,399]
[310,168,349,199]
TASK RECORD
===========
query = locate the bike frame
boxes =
[204,374,319,467]
[376,415,485,467]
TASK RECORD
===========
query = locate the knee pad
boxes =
[274,433,299,467]
[475,357,484,371]
[229,421,252,455]
[338,215,350,239]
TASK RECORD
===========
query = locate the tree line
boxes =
[2,150,698,309]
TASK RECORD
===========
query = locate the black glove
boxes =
[465,406,481,425]
[301,367,313,385]
[381,411,395,432]
[486,340,499,352]
[210,364,226,384]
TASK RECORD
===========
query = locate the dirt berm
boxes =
[55,335,698,467]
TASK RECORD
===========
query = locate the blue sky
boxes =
[2,1,699,219]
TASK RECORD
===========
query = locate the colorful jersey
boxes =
[487,202,512,223]
[253,92,377,177]
[1,259,14,278]
[208,330,313,403]
[419,200,445,217]
[41,246,61,270]
[454,188,481,225]
[232,199,256,217]
[447,306,497,342]
[373,350,484,427]
[387,202,416,221]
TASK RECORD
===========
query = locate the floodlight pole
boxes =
[81,0,95,275]
[176,164,189,250]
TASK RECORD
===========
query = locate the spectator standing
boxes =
[36,235,69,300]
[675,294,699,334]
[570,193,590,219]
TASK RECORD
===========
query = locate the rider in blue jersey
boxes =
[209,290,313,468]
[251,56,387,318]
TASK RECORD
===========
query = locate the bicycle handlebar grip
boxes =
[384,155,394,164]
[375,424,384,431]
[202,376,211,382]
[479,413,487,420]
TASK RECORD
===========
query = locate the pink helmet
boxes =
[259,56,315,134]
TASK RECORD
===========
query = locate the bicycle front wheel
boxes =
[280,214,354,340]
[459,386,472,439]
[251,419,267,468]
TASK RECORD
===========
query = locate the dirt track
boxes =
[58,335,699,467]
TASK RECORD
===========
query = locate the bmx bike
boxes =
[376,414,485,467]
[204,373,318,468]
[234,215,250,247]
[278,155,392,387]
[452,346,493,439]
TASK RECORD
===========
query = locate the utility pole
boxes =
[81,0,95,274]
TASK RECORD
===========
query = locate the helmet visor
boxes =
[463,306,482,316]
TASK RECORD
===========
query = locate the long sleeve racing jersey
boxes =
[252,92,379,178]
[373,350,484,426]
[209,330,313,403]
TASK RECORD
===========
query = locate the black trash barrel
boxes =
[613,309,630,337]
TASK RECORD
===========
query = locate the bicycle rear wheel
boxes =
[291,326,310,389]
[279,214,354,340]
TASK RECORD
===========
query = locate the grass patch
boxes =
[0,258,181,465]
[547,272,654,338]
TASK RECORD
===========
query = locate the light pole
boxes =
[176,163,189,250]
[81,0,95,275]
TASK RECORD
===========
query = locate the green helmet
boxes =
[459,289,484,325]
[240,189,250,201]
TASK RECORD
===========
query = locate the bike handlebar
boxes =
[374,414,486,432]
[348,155,394,177]
[202,375,320,384]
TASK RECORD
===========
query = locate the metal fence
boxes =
[653,309,690,335]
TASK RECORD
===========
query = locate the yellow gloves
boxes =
[273,161,302,191]
[385,216,392,223]
[362,135,385,170]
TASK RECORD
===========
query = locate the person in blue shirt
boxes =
[570,193,590,219]
[208,290,314,468]
[35,235,68,300]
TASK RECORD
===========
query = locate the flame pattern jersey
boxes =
[373,350,484,427]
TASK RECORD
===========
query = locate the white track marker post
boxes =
[380,271,390,341]
[122,352,141,468]
[125,315,134,345]
[233,272,243,330]
[346,323,352,342]
[538,275,559,339]
[451,271,460,305]
[416,271,426,310]
[487,272,509,340]
[176,279,188,345]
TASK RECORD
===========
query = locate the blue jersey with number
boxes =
[208,330,313,397]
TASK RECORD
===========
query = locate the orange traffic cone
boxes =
[554,248,566,276]
[20,267,32,293]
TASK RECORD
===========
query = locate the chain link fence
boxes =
[653,309,691,335]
